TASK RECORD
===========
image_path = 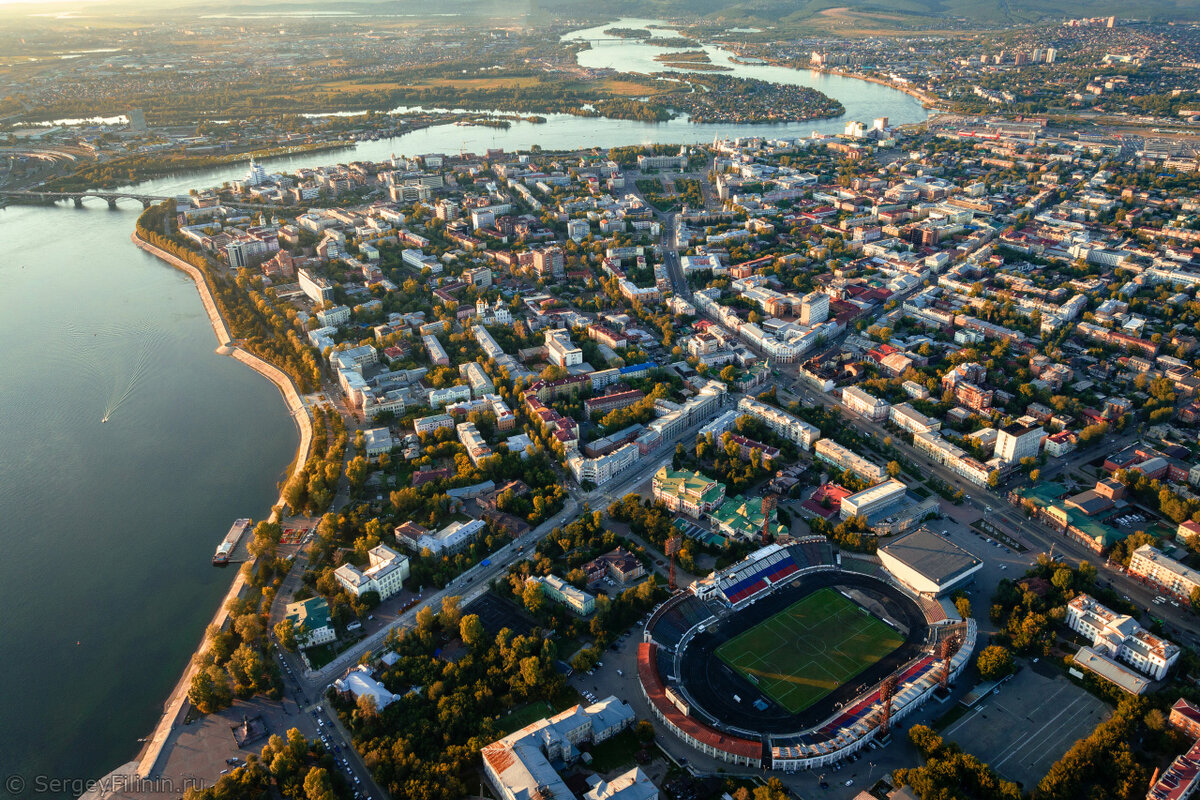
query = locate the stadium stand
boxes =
[638,642,764,768]
[643,538,979,773]
[693,540,837,607]
[646,593,717,649]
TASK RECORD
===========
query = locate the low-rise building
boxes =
[584,547,647,588]
[481,697,636,800]
[1066,593,1179,680]
[529,574,595,615]
[841,386,889,422]
[334,544,410,600]
[284,597,336,649]
[652,467,727,518]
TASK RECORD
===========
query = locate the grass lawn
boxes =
[715,587,903,714]
[498,700,555,735]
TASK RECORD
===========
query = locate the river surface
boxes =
[0,24,925,797]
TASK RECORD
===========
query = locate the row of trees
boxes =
[188,521,289,713]
[896,724,1021,800]
[282,406,347,517]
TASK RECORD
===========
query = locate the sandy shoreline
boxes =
[118,232,315,784]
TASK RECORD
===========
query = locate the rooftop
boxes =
[878,527,982,586]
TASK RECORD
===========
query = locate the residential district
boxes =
[104,107,1200,800]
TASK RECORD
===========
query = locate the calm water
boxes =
[0,39,924,796]
[0,200,298,797]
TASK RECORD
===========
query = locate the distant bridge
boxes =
[0,189,170,209]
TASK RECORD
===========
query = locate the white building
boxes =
[737,396,820,449]
[799,291,829,326]
[361,427,395,456]
[317,305,351,328]
[482,697,636,800]
[840,479,907,520]
[567,442,640,487]
[429,383,471,409]
[546,328,584,367]
[457,421,493,465]
[333,665,401,710]
[334,544,410,600]
[298,269,335,304]
[995,423,1043,465]
[1066,593,1179,680]
[414,413,455,435]
[840,386,889,422]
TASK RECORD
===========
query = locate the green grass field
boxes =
[715,588,904,714]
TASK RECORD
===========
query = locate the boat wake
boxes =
[101,335,163,423]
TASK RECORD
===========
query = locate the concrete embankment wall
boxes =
[127,233,316,781]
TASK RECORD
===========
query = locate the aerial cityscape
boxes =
[6,2,1200,800]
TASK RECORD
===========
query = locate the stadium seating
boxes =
[716,539,837,606]
[812,656,937,739]
[649,594,716,648]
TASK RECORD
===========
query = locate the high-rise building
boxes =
[995,423,1043,465]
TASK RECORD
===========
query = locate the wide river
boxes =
[0,19,926,798]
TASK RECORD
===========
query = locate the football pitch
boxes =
[715,588,904,714]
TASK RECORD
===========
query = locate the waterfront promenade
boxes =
[121,233,316,784]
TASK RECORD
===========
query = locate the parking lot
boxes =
[943,666,1111,790]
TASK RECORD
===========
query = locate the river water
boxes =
[0,21,925,797]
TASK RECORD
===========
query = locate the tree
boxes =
[522,580,545,614]
[908,724,943,758]
[188,664,233,714]
[345,455,369,490]
[1190,586,1200,610]
[954,595,972,620]
[303,767,336,800]
[274,619,299,652]
[976,644,1015,681]
[460,613,486,648]
[440,595,462,630]
[1051,567,1074,593]
[356,693,379,719]
[887,461,902,478]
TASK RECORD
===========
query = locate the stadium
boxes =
[638,538,977,771]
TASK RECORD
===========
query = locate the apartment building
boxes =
[813,438,887,484]
[737,396,820,449]
[841,386,889,422]
[1129,544,1200,603]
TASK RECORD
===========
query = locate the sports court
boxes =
[714,587,904,713]
[944,667,1111,789]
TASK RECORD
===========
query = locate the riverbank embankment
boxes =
[122,232,315,783]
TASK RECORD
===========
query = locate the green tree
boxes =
[303,768,335,800]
